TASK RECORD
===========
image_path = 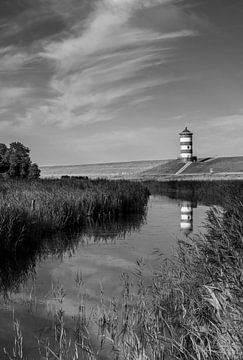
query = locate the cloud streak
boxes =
[34,0,196,127]
[1,0,242,164]
[0,46,34,72]
[0,0,197,129]
[0,87,30,108]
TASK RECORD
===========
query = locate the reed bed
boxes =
[0,214,146,295]
[145,179,243,206]
[0,178,149,250]
[2,183,243,359]
[93,185,243,360]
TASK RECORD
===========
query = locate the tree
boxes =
[0,143,9,173]
[7,142,31,178]
[28,163,41,179]
[0,141,41,179]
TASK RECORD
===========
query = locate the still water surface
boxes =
[0,195,209,355]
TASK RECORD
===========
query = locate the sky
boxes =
[0,0,243,165]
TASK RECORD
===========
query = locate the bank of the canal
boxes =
[138,172,243,182]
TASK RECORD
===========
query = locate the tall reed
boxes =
[0,178,149,250]
[3,182,243,359]
[95,184,243,359]
[145,179,243,206]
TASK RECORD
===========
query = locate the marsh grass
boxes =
[2,183,243,359]
[93,187,243,359]
[99,187,243,360]
[145,179,243,206]
[0,178,149,250]
[0,210,147,297]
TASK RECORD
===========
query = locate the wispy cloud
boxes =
[33,0,195,127]
[0,87,30,112]
[0,0,197,129]
[203,113,243,132]
[1,0,242,163]
[0,46,34,72]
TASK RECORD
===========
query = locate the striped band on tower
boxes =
[179,127,193,162]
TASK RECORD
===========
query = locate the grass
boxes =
[111,184,243,359]
[2,181,243,359]
[145,179,243,206]
[141,159,185,176]
[40,160,167,179]
[183,156,243,174]
[0,178,149,251]
[81,184,242,360]
[142,156,243,176]
[0,215,147,296]
[0,177,149,295]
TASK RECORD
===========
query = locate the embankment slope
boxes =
[141,159,184,175]
[141,156,243,180]
[183,156,243,174]
[41,159,170,178]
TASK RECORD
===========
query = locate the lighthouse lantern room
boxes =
[179,127,193,162]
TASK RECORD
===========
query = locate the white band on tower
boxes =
[179,127,193,162]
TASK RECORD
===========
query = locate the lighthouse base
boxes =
[181,156,192,163]
[181,156,197,163]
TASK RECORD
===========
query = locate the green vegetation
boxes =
[110,186,243,360]
[2,182,243,359]
[0,142,40,179]
[142,158,184,176]
[0,218,145,296]
[141,156,243,177]
[183,156,243,174]
[40,160,168,179]
[0,178,149,250]
[145,179,243,206]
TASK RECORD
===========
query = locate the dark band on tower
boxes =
[179,127,193,162]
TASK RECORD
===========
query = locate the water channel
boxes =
[0,193,210,356]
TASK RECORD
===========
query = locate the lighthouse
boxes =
[179,127,193,162]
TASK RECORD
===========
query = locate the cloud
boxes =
[0,0,196,129]
[0,87,32,123]
[0,0,80,42]
[199,113,243,132]
[0,46,33,72]
[34,0,196,127]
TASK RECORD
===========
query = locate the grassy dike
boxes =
[0,178,149,250]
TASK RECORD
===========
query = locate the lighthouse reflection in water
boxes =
[180,200,197,236]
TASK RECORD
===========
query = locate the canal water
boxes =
[0,194,209,356]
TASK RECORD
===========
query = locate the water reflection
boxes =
[0,214,146,296]
[0,194,209,357]
[180,200,197,236]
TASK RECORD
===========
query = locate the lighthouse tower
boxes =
[179,127,193,162]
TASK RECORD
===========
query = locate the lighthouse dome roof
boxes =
[179,126,193,135]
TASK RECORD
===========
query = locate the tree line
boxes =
[0,142,40,179]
